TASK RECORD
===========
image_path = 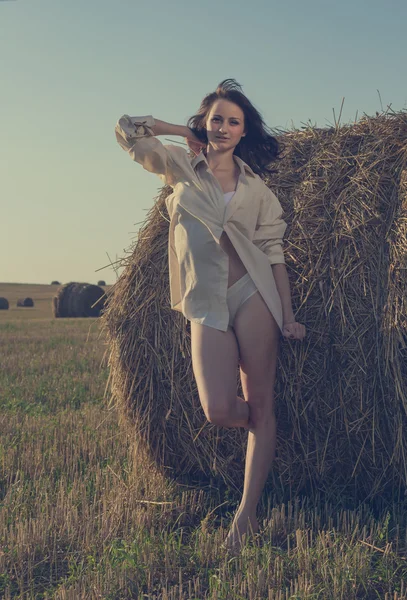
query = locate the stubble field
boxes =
[1,283,407,599]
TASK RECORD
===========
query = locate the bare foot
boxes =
[223,511,259,554]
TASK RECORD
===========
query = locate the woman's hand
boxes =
[282,320,306,340]
[184,129,206,156]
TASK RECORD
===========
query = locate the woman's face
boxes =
[205,99,246,152]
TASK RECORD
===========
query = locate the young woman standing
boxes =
[115,78,306,554]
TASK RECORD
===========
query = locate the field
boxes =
[1,283,407,599]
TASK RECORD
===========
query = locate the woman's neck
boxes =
[204,146,236,173]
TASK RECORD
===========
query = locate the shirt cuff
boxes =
[118,114,156,138]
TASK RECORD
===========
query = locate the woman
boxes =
[115,78,306,554]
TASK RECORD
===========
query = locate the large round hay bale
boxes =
[97,280,106,286]
[52,282,76,318]
[101,109,407,503]
[16,297,34,307]
[52,282,106,318]
[0,297,9,310]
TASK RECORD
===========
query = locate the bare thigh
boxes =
[189,322,240,422]
[233,290,280,415]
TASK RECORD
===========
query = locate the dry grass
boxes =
[1,290,407,596]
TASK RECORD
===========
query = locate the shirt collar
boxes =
[190,150,256,178]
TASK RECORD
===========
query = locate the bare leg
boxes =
[189,322,251,430]
[223,291,280,553]
[188,291,278,553]
[224,395,250,429]
[224,403,276,552]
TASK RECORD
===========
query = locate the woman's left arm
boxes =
[252,187,295,324]
[271,263,295,324]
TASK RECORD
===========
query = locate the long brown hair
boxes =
[186,78,286,178]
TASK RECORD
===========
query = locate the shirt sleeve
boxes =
[252,186,287,265]
[114,114,189,186]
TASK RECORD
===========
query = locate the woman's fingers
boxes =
[185,138,205,156]
[282,322,306,340]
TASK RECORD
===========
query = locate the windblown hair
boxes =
[186,78,286,178]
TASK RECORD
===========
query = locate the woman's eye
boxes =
[212,118,238,124]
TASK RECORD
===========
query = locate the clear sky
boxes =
[1,0,406,285]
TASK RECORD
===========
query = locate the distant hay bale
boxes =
[97,280,106,286]
[16,297,34,307]
[52,282,106,318]
[51,280,60,285]
[101,109,407,502]
[0,297,9,310]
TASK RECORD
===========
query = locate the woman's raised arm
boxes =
[114,114,195,186]
[148,118,191,138]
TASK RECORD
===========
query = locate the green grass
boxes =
[1,313,407,599]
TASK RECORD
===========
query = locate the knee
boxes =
[247,395,275,427]
[205,404,232,426]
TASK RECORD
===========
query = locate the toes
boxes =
[223,513,259,554]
